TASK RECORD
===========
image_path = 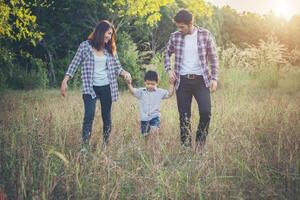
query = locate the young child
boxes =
[127,70,174,159]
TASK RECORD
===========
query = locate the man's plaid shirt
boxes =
[66,41,124,101]
[164,27,219,89]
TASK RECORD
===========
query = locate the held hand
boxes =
[126,77,132,85]
[168,69,176,84]
[60,80,68,97]
[123,71,132,83]
[209,80,217,93]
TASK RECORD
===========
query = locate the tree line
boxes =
[1,0,299,89]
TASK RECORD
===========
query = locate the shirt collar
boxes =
[87,41,109,56]
[178,25,203,37]
[143,87,157,92]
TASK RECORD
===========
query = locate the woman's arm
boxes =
[65,42,84,78]
[113,54,132,82]
[60,75,70,97]
[60,42,84,97]
[120,70,132,82]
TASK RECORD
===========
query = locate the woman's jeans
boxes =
[82,85,112,145]
[176,76,211,146]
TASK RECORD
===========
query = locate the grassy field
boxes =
[1,68,300,199]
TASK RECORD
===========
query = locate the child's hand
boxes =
[126,77,132,85]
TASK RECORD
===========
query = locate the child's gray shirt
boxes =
[133,87,170,121]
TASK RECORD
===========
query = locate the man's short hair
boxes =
[174,9,193,25]
[144,70,158,82]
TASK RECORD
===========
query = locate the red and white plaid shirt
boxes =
[66,41,124,101]
[164,27,219,89]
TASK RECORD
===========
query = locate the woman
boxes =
[60,20,131,149]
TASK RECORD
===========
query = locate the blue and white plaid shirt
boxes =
[66,41,124,101]
[164,27,219,89]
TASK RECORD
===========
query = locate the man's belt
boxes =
[181,74,203,80]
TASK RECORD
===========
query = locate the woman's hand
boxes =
[60,75,70,97]
[122,71,132,83]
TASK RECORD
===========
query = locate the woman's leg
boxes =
[82,94,96,144]
[98,85,112,145]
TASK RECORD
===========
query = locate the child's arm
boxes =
[162,84,175,99]
[126,79,141,99]
[127,82,136,95]
[167,84,175,97]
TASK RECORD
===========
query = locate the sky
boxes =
[206,0,300,20]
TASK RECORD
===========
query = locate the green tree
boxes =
[0,0,43,43]
[112,0,174,28]
[26,0,102,86]
[0,0,45,89]
[177,0,212,19]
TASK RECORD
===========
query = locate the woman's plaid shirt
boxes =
[65,41,124,101]
[164,27,219,89]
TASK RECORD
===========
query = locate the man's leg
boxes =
[99,85,112,145]
[82,94,96,145]
[176,78,193,147]
[193,78,211,147]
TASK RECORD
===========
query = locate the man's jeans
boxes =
[82,85,112,145]
[176,76,211,146]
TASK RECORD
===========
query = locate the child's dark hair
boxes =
[174,9,193,25]
[144,70,158,82]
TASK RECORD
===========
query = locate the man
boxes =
[164,9,219,150]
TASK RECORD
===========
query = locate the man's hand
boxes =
[168,69,176,84]
[209,80,217,93]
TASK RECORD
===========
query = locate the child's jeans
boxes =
[141,117,160,135]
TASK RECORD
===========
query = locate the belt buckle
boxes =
[187,74,195,79]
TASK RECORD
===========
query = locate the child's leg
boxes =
[141,117,161,166]
[144,134,150,148]
[149,127,160,164]
[195,141,204,152]
[141,121,151,149]
[149,117,161,165]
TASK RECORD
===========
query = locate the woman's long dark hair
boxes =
[88,20,117,56]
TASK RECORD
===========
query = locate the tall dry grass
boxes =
[1,41,300,199]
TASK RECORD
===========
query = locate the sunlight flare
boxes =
[272,0,294,20]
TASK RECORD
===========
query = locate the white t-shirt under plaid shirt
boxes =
[65,41,124,101]
[164,27,219,90]
[133,88,170,121]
